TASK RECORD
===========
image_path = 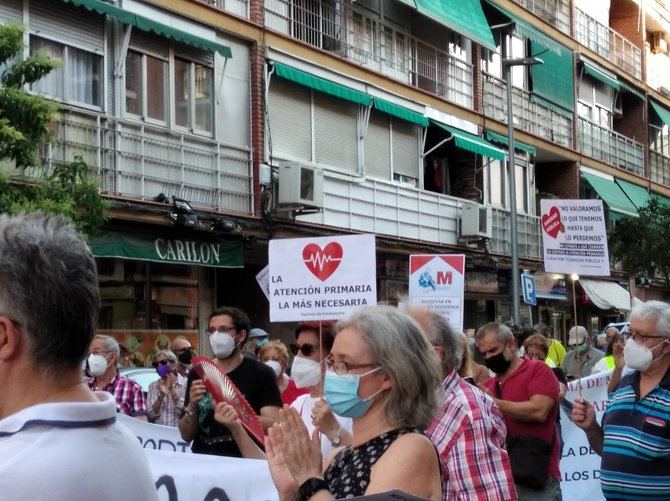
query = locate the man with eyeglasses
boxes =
[561,326,604,380]
[178,306,282,457]
[147,349,187,427]
[86,334,148,420]
[573,300,670,500]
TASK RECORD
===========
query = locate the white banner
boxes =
[269,234,377,322]
[256,264,270,301]
[540,199,610,276]
[118,413,192,453]
[558,370,612,501]
[407,255,465,332]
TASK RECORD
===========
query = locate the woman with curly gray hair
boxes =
[266,305,443,500]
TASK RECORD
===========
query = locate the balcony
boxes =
[649,150,670,187]
[265,0,474,108]
[578,117,644,175]
[297,171,543,260]
[202,0,249,18]
[511,0,570,34]
[32,107,253,214]
[574,8,642,80]
[482,74,573,147]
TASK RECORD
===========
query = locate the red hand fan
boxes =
[192,356,265,449]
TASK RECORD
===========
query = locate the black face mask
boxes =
[484,350,512,375]
[177,349,193,365]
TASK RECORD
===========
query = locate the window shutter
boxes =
[268,78,312,161]
[364,110,391,180]
[30,0,104,53]
[391,119,419,178]
[313,91,359,172]
[130,30,170,59]
[0,0,21,23]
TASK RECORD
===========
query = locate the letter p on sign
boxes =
[521,274,537,306]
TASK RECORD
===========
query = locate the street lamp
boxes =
[503,55,543,325]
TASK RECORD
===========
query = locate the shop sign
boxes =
[464,270,507,294]
[535,273,568,300]
[540,199,610,276]
[268,234,377,322]
[89,232,243,268]
[408,254,465,332]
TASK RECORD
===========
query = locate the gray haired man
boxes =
[0,213,156,500]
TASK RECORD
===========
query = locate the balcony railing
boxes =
[578,117,644,175]
[512,0,570,34]
[574,8,642,80]
[482,73,573,147]
[297,170,543,259]
[265,0,474,108]
[27,108,253,214]
[202,0,250,18]
[649,149,670,187]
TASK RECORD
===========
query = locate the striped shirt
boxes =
[87,373,148,417]
[600,369,670,500]
[427,371,517,501]
[147,373,187,427]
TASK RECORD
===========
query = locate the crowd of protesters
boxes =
[1,212,669,501]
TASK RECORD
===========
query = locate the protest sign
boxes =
[269,234,377,322]
[540,199,610,276]
[118,413,192,453]
[256,264,270,300]
[408,255,465,332]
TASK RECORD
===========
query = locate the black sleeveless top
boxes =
[324,428,418,499]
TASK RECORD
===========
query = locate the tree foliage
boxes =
[609,198,670,283]
[0,23,108,235]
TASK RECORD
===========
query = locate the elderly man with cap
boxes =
[243,327,269,359]
[561,326,604,380]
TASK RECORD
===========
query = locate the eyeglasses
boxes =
[324,354,380,376]
[207,326,236,335]
[152,359,174,368]
[290,343,320,357]
[629,330,665,343]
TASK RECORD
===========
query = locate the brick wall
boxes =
[536,162,580,199]
[250,41,265,217]
[610,0,645,49]
[614,93,647,146]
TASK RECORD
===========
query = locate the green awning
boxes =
[485,1,562,55]
[485,130,536,155]
[582,60,621,91]
[530,41,575,113]
[619,80,644,100]
[433,121,505,161]
[414,0,496,51]
[581,172,638,216]
[615,179,650,209]
[89,232,244,268]
[63,0,232,58]
[650,100,670,127]
[372,98,428,126]
[273,62,372,106]
[530,94,573,117]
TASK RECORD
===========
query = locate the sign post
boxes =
[521,273,537,306]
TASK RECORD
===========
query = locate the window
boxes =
[125,50,167,122]
[578,76,613,128]
[487,158,505,206]
[485,156,531,213]
[578,101,592,120]
[174,58,213,133]
[30,36,101,107]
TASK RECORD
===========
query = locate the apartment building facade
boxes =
[4,0,670,349]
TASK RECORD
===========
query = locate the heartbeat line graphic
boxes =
[303,252,342,271]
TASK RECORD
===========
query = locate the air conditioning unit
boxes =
[461,202,493,239]
[650,32,668,54]
[277,162,324,210]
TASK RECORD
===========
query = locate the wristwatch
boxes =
[299,477,328,501]
[330,425,343,447]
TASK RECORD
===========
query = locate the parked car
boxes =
[119,367,160,394]
[604,322,629,334]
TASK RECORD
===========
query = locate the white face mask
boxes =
[623,337,667,371]
[264,360,282,377]
[291,356,322,388]
[209,331,236,359]
[88,354,109,377]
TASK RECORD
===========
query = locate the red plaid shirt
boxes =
[427,371,517,501]
[87,373,148,417]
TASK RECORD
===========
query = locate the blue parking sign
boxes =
[521,274,537,306]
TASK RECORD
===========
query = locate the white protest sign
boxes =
[558,370,613,501]
[408,255,465,332]
[117,413,192,453]
[540,199,610,276]
[256,264,270,301]
[269,234,377,322]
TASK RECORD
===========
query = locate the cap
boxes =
[568,326,588,346]
[248,328,269,340]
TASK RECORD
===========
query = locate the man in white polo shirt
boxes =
[0,213,157,500]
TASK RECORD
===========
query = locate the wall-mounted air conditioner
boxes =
[277,162,324,210]
[461,202,493,239]
[650,32,668,54]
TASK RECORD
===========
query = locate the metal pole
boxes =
[505,61,520,326]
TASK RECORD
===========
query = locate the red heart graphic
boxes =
[541,206,565,239]
[302,242,343,281]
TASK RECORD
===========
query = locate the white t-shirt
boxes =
[291,394,353,458]
[0,392,157,501]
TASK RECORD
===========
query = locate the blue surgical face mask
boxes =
[323,368,383,419]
